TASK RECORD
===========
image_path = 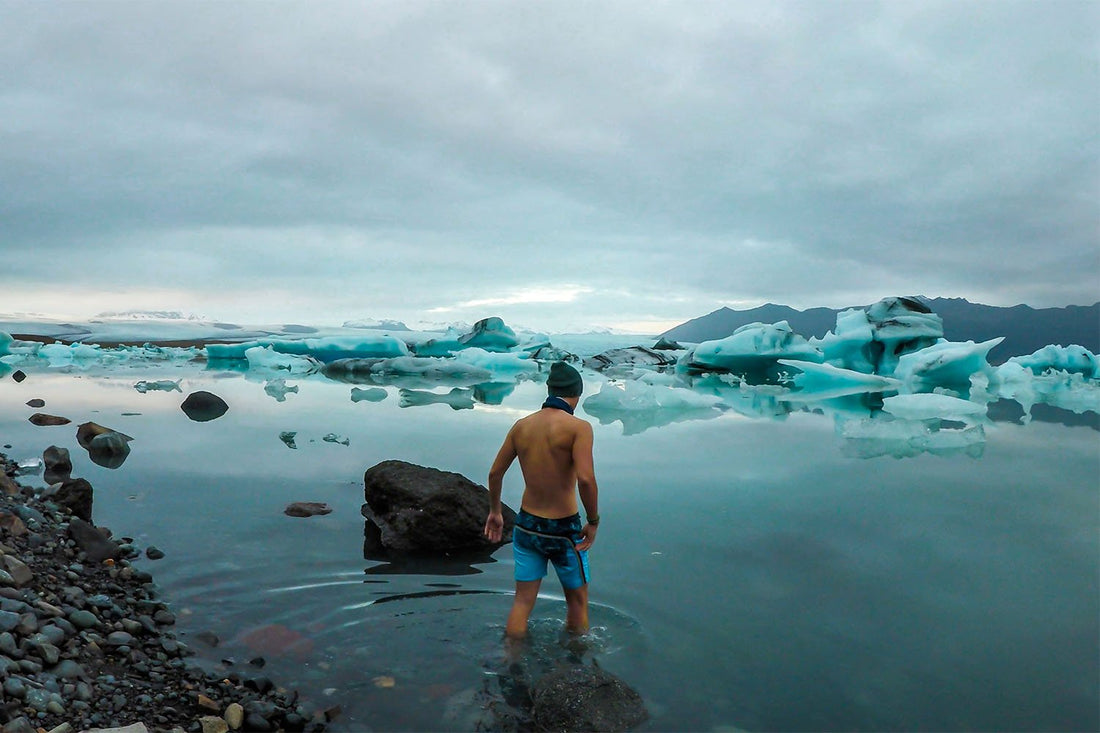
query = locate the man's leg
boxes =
[506,579,541,639]
[563,583,589,634]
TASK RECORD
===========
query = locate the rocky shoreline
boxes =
[0,451,330,733]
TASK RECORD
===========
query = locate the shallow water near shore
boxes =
[2,363,1097,731]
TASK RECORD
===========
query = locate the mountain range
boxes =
[661,297,1100,363]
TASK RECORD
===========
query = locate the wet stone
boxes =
[106,630,134,646]
[68,609,98,629]
[0,609,18,632]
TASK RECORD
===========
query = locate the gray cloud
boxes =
[1,0,1096,331]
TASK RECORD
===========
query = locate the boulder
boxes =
[0,472,19,497]
[42,445,73,484]
[53,477,94,521]
[181,391,230,422]
[25,398,45,408]
[76,421,134,448]
[28,413,71,426]
[12,370,26,382]
[531,663,648,732]
[66,517,122,562]
[87,431,132,468]
[362,460,515,552]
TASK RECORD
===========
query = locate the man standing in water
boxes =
[484,361,599,639]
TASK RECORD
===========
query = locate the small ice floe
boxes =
[322,433,350,446]
[279,431,298,449]
[264,378,299,402]
[134,379,182,393]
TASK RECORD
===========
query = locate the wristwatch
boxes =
[587,513,600,526]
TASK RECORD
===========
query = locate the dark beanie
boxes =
[546,361,583,397]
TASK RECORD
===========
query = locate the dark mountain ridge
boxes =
[661,297,1100,363]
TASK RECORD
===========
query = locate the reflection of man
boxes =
[484,362,600,638]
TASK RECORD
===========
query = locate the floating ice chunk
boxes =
[264,378,299,402]
[882,393,986,422]
[322,433,350,446]
[0,332,10,357]
[323,356,493,385]
[279,431,298,449]
[893,338,1004,386]
[992,361,1100,418]
[134,379,182,393]
[778,359,902,395]
[818,297,944,375]
[457,317,519,352]
[1007,344,1099,379]
[683,321,823,377]
[584,346,677,372]
[244,346,321,375]
[473,382,516,405]
[839,418,985,459]
[399,388,475,410]
[209,335,409,362]
[351,387,388,403]
[452,347,538,375]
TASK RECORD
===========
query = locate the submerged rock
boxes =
[531,663,648,732]
[284,502,333,518]
[362,460,516,553]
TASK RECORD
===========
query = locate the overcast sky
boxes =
[2,1,1097,333]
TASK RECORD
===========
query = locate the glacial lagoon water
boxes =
[1,362,1097,732]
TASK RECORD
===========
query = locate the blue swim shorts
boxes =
[512,509,590,590]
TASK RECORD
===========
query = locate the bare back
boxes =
[494,406,596,519]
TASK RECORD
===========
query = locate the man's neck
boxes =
[542,395,576,415]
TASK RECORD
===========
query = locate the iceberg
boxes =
[817,297,944,375]
[323,357,492,386]
[1007,344,1099,379]
[778,359,902,396]
[452,347,539,376]
[892,338,1004,386]
[881,393,987,423]
[583,346,678,372]
[244,346,321,375]
[990,362,1100,419]
[208,334,410,362]
[457,316,520,352]
[681,321,823,379]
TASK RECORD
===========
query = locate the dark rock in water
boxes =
[76,421,134,448]
[583,346,677,371]
[28,413,71,426]
[42,445,72,484]
[180,391,230,422]
[652,337,683,351]
[54,478,94,521]
[67,517,122,562]
[26,398,45,408]
[145,545,165,560]
[279,431,298,449]
[86,431,132,469]
[284,502,333,518]
[12,370,26,382]
[362,460,516,552]
[531,663,648,732]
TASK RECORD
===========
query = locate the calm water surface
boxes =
[1,363,1097,731]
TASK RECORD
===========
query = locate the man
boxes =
[484,361,600,639]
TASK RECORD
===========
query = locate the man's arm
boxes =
[572,420,599,551]
[483,426,517,543]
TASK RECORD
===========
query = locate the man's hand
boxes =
[483,512,504,543]
[575,523,597,552]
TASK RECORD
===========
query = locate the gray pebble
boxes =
[2,676,26,699]
[68,610,98,629]
[0,631,16,654]
[153,609,175,625]
[0,610,18,632]
[53,659,85,679]
[106,630,133,646]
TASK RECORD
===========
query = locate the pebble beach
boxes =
[0,450,331,733]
